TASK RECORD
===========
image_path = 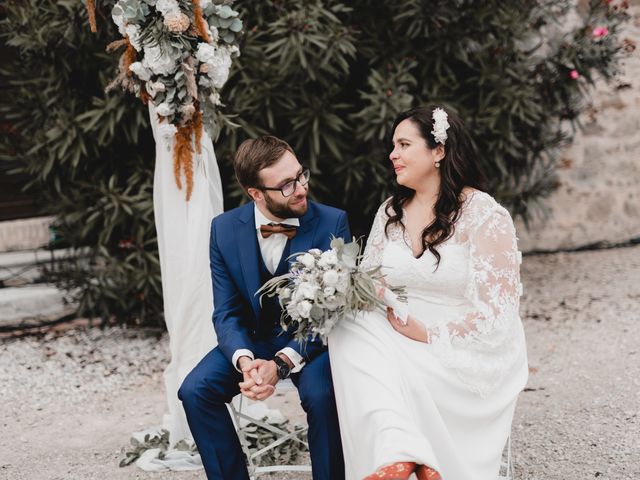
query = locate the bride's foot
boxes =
[415,464,442,480]
[363,461,416,480]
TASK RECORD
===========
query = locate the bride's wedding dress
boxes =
[329,191,528,480]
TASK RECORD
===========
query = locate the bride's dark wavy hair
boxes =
[385,105,486,267]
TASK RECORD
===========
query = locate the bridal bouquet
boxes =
[258,237,407,344]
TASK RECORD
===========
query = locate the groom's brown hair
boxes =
[234,135,295,190]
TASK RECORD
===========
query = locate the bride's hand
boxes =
[386,308,431,343]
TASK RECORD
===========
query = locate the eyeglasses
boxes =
[259,169,310,197]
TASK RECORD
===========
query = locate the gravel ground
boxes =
[1,245,639,480]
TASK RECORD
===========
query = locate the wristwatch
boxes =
[273,355,291,380]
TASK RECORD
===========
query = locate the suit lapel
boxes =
[235,204,262,318]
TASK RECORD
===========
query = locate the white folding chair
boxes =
[227,379,313,479]
[498,435,514,480]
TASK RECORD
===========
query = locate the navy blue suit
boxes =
[179,201,350,480]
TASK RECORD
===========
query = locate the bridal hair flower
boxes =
[431,108,450,145]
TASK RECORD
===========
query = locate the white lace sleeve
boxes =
[360,201,390,271]
[431,205,527,396]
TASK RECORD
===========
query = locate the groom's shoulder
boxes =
[309,201,347,220]
[211,202,252,230]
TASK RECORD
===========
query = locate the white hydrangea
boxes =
[142,45,178,76]
[298,282,319,300]
[155,102,174,116]
[322,270,339,288]
[196,44,233,89]
[206,47,232,88]
[308,248,322,256]
[124,25,142,51]
[156,0,180,16]
[297,301,313,319]
[129,61,152,81]
[195,43,217,63]
[158,123,177,140]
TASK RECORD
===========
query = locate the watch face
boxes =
[275,358,291,379]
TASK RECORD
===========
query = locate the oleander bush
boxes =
[0,0,631,325]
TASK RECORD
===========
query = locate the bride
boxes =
[329,105,528,480]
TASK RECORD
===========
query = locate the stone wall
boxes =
[516,3,640,252]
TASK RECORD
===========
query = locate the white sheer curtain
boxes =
[148,103,223,456]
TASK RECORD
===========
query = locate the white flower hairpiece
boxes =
[431,107,450,145]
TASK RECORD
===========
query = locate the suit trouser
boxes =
[178,336,345,480]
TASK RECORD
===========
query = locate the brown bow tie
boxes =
[260,223,298,239]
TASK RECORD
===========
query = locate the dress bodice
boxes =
[383,241,469,309]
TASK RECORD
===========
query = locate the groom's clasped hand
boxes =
[237,356,279,401]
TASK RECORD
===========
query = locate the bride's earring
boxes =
[435,161,441,168]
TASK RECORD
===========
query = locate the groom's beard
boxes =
[264,191,308,219]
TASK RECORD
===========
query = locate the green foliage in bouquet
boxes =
[0,0,631,326]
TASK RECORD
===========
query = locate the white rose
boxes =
[156,102,174,117]
[323,286,336,297]
[322,270,339,287]
[129,62,152,81]
[156,0,179,16]
[297,300,313,319]
[298,253,316,270]
[308,248,322,256]
[158,123,177,141]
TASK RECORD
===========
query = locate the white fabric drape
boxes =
[149,103,223,447]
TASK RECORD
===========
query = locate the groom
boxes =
[179,135,349,480]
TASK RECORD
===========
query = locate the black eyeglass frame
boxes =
[258,168,311,197]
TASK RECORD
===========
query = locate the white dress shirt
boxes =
[231,204,305,373]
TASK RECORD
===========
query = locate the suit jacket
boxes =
[209,200,351,364]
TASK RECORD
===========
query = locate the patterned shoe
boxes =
[415,464,442,480]
[363,462,416,480]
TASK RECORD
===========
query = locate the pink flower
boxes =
[569,70,580,80]
[592,26,609,38]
